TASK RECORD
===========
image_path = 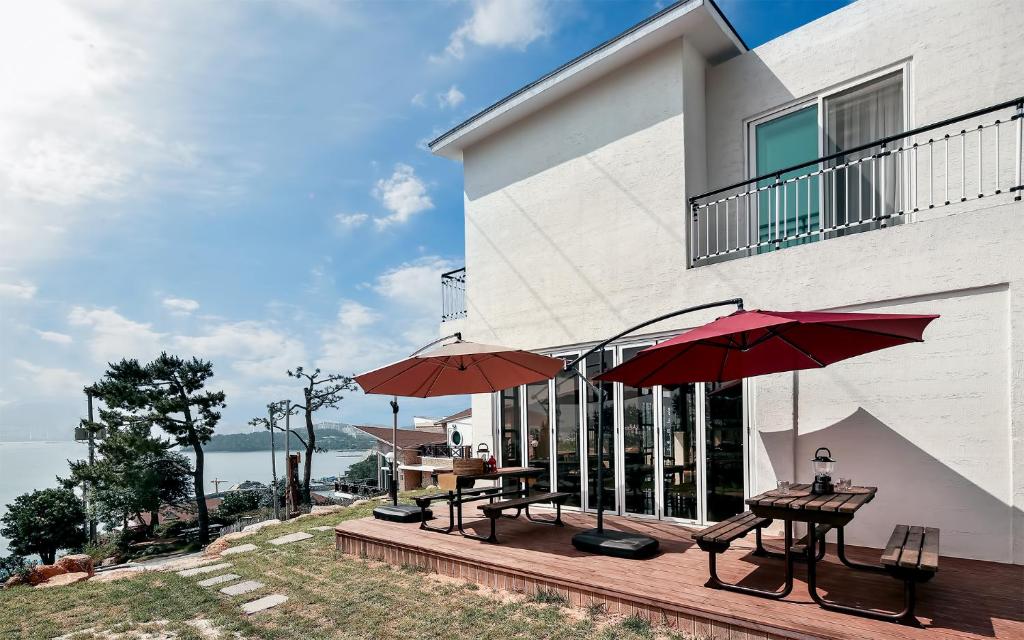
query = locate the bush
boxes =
[1,487,87,564]
[347,454,379,483]
[0,555,36,582]
[217,490,262,518]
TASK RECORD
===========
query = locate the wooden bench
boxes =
[414,487,501,534]
[694,512,799,598]
[877,525,939,623]
[469,492,570,543]
[791,523,832,561]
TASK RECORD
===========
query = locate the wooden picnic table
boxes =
[454,467,545,538]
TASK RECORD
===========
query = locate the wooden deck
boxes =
[335,508,1023,640]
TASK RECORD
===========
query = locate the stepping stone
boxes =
[268,532,313,545]
[221,543,258,556]
[309,526,333,531]
[197,573,240,587]
[241,594,288,615]
[219,580,264,596]
[178,562,232,577]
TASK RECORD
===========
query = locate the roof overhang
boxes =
[428,0,746,161]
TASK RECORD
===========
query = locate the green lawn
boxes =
[0,497,707,640]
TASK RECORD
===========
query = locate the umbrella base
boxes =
[572,528,659,559]
[373,504,430,523]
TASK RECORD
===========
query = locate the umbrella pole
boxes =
[595,348,605,534]
[391,396,399,506]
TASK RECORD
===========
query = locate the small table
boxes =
[454,467,544,537]
[746,484,883,611]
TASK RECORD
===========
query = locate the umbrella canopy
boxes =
[595,309,939,387]
[355,340,565,398]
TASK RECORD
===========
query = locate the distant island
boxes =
[202,422,375,452]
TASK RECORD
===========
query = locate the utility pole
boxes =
[283,400,291,521]
[269,404,280,520]
[85,388,97,544]
[210,478,226,494]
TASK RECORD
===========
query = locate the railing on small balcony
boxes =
[689,97,1023,267]
[441,267,467,322]
[420,443,472,458]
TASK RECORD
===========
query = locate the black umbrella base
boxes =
[572,528,659,559]
[373,504,430,523]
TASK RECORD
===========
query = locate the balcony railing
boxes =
[441,267,466,322]
[689,97,1023,267]
[420,443,472,458]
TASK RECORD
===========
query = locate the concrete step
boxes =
[268,532,313,545]
[220,580,264,596]
[241,594,288,615]
[197,573,240,587]
[177,562,231,577]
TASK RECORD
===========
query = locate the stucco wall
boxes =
[453,0,1023,563]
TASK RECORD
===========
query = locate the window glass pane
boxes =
[755,105,820,250]
[525,381,551,493]
[554,366,582,507]
[824,71,903,231]
[662,384,697,520]
[585,351,615,511]
[500,387,522,468]
[621,346,655,516]
[705,380,745,522]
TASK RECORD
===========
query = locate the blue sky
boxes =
[0,0,851,439]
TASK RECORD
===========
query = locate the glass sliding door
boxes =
[661,384,698,521]
[704,380,745,522]
[585,351,616,512]
[755,105,821,251]
[621,346,656,516]
[525,381,551,493]
[499,387,522,468]
[553,365,582,507]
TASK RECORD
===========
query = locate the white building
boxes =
[429,0,1023,565]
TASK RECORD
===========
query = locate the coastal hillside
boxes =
[203,423,374,452]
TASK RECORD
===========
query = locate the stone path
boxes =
[241,594,289,615]
[197,573,240,587]
[178,562,232,577]
[268,531,313,545]
[221,543,258,556]
[309,525,333,531]
[219,580,264,596]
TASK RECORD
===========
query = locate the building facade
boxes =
[429,0,1023,564]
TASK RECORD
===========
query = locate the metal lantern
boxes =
[811,447,836,495]
[476,442,490,462]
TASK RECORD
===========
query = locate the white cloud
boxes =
[336,212,369,230]
[372,163,433,229]
[435,0,551,61]
[374,256,460,315]
[176,321,306,380]
[14,359,88,397]
[35,329,73,345]
[68,306,165,364]
[437,85,465,109]
[162,296,200,315]
[337,300,377,330]
[411,92,426,107]
[0,281,37,299]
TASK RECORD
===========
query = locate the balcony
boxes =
[689,97,1023,267]
[441,267,466,322]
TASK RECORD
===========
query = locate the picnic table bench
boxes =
[474,492,570,543]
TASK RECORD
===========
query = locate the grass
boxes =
[0,493,710,640]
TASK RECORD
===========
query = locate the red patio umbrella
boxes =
[354,333,564,522]
[594,309,939,387]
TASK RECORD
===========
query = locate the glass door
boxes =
[499,387,522,467]
[552,361,582,507]
[585,350,616,513]
[621,345,657,517]
[660,384,699,521]
[524,380,551,493]
[704,380,746,522]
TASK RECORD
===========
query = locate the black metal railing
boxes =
[689,96,1023,266]
[441,267,467,321]
[420,443,472,458]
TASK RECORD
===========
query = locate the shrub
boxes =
[0,555,36,582]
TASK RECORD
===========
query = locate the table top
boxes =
[457,466,544,482]
[746,483,877,515]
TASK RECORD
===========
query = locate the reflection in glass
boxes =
[525,381,551,493]
[554,366,582,507]
[500,387,521,468]
[585,351,615,511]
[621,346,655,516]
[705,380,744,522]
[662,384,697,520]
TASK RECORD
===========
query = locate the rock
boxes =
[56,554,95,577]
[35,572,89,589]
[91,568,145,583]
[203,538,231,557]
[241,519,281,533]
[100,557,119,567]
[27,564,67,585]
[310,505,346,515]
[4,575,26,588]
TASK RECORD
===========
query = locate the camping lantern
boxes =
[811,447,835,495]
[476,443,490,463]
